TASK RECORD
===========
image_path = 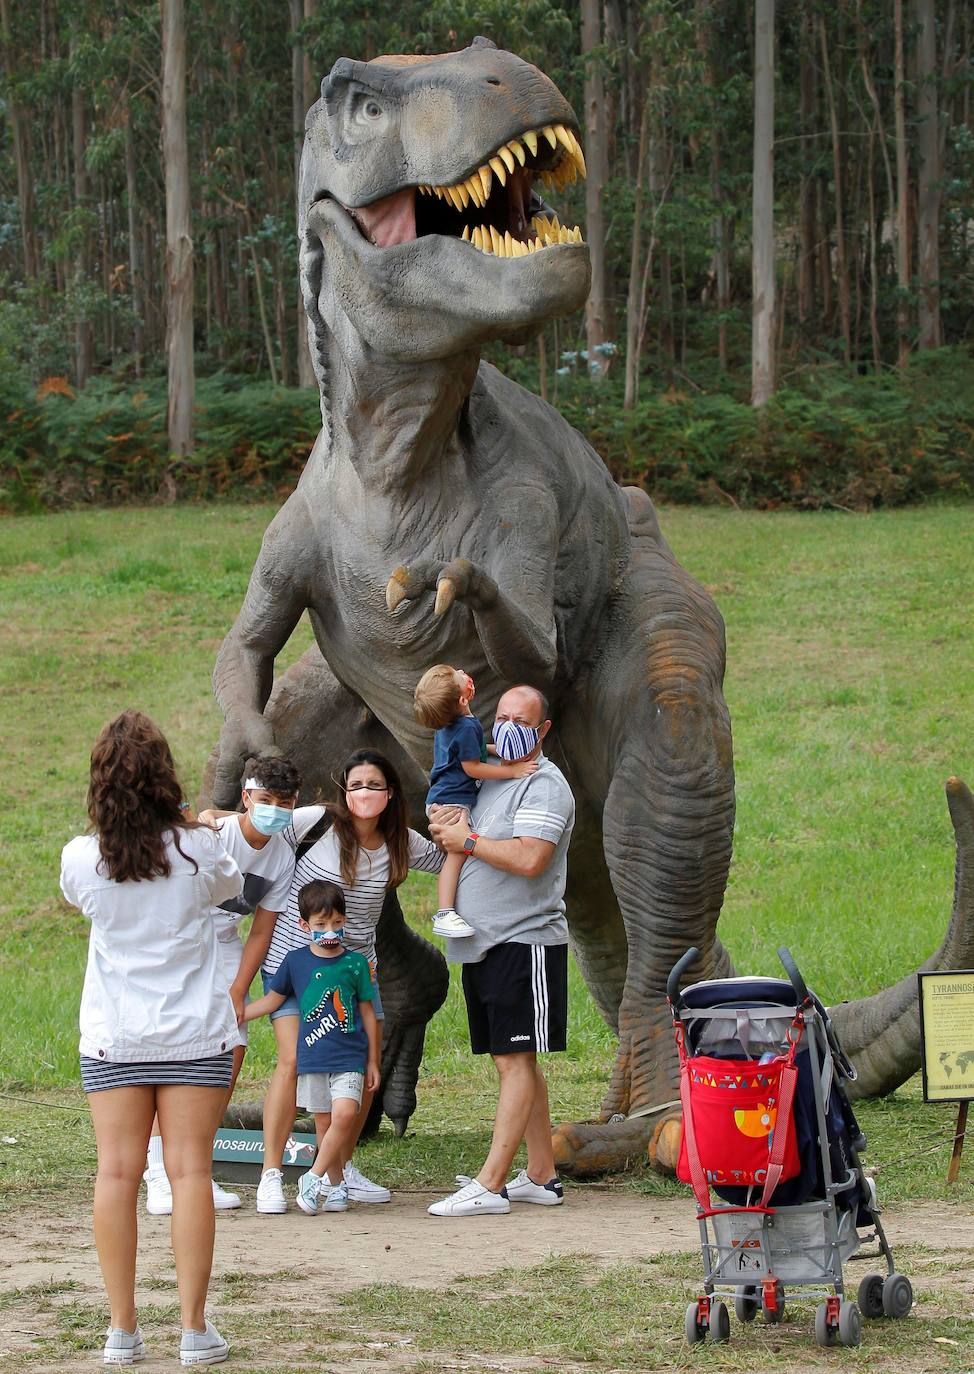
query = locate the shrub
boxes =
[2,348,973,512]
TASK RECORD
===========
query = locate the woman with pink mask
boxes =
[251,749,443,1214]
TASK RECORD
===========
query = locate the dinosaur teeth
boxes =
[420,125,587,222]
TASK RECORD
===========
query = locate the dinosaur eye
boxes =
[365,100,382,118]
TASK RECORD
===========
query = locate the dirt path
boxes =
[2,1193,972,1372]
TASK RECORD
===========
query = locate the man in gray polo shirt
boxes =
[427,684,575,1217]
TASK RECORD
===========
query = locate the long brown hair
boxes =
[87,710,198,883]
[329,750,410,889]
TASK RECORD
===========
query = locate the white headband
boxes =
[243,778,264,791]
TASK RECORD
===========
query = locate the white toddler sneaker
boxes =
[432,908,476,938]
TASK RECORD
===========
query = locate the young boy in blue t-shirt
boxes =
[413,664,537,940]
[244,879,379,1214]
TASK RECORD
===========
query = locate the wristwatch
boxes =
[463,831,479,855]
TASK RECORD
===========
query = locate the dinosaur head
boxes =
[299,38,590,365]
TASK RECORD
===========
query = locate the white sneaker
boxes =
[427,1177,510,1217]
[255,1168,287,1215]
[143,1168,172,1216]
[212,1179,240,1210]
[104,1325,145,1364]
[505,1168,565,1206]
[343,1161,391,1203]
[179,1319,229,1366]
[432,908,476,938]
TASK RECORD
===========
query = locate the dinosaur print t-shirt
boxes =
[267,946,373,1075]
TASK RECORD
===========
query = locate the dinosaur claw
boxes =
[386,567,410,612]
[434,578,456,615]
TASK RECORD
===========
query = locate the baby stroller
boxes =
[667,946,913,1348]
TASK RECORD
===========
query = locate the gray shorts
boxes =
[297,1071,364,1113]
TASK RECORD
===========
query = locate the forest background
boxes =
[1,0,973,513]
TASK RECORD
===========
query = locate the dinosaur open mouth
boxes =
[345,123,586,259]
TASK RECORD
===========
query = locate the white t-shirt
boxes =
[210,814,295,944]
[263,806,443,976]
[61,825,243,1063]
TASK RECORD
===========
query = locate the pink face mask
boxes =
[345,786,389,819]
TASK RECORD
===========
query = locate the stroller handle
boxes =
[777,945,810,1003]
[667,947,700,1005]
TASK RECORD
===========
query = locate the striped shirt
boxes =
[448,755,575,965]
[262,806,443,977]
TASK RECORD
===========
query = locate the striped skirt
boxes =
[81,1052,233,1093]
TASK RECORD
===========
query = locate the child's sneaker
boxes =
[212,1179,240,1210]
[323,1179,349,1212]
[295,1170,322,1215]
[255,1167,287,1215]
[432,908,476,938]
[505,1168,564,1205]
[143,1168,172,1216]
[104,1325,144,1364]
[179,1319,229,1366]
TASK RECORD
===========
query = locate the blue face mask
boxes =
[249,802,293,836]
[492,718,541,761]
[310,928,344,945]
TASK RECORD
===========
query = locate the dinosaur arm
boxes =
[387,498,560,686]
[212,501,314,803]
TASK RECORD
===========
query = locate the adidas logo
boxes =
[510,1034,530,1042]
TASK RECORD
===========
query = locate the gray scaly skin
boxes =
[209,38,974,1173]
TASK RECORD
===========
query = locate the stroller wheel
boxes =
[838,1299,861,1347]
[761,1281,785,1324]
[735,1288,758,1323]
[814,1302,837,1347]
[882,1272,913,1319]
[857,1272,885,1319]
[708,1301,730,1343]
[685,1301,705,1344]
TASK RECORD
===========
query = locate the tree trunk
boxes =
[915,0,941,349]
[71,26,93,387]
[161,0,195,455]
[624,99,650,410]
[751,0,775,407]
[819,14,851,365]
[581,0,611,376]
[697,0,729,370]
[292,0,316,387]
[124,111,144,377]
[798,4,816,325]
[894,0,911,366]
[0,0,38,281]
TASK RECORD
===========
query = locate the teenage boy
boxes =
[143,754,301,1215]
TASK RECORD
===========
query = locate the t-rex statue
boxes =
[210,37,974,1173]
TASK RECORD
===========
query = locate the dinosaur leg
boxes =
[202,645,447,1136]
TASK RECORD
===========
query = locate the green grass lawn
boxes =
[1,503,972,1205]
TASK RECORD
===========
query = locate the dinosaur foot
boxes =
[551,1113,682,1178]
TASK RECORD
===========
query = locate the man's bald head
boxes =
[496,685,550,730]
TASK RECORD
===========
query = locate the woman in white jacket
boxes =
[61,711,243,1368]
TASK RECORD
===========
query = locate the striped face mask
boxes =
[492,718,541,761]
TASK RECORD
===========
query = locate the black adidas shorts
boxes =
[461,942,568,1056]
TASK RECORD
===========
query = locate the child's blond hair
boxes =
[414,664,462,731]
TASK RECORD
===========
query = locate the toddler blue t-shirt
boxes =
[427,714,485,810]
[268,946,373,1075]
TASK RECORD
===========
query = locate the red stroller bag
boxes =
[676,1037,802,1210]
